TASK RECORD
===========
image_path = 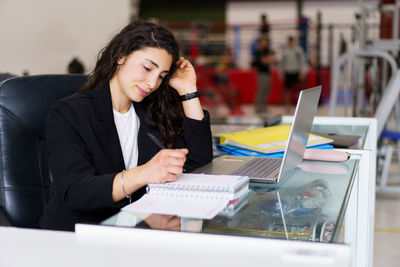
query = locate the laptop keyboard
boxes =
[230,157,282,178]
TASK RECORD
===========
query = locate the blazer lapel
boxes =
[92,84,125,171]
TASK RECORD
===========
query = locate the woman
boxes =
[39,21,213,231]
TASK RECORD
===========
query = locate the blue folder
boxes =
[216,143,333,158]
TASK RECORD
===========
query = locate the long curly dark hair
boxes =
[81,21,183,147]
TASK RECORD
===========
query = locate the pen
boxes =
[147,132,165,149]
[147,132,187,172]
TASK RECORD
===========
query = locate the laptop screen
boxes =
[277,86,322,182]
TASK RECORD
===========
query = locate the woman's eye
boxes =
[143,66,151,72]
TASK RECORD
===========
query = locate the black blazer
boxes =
[39,84,213,231]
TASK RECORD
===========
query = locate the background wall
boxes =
[0,0,131,76]
[0,0,381,75]
[139,0,225,22]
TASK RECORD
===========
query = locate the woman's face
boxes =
[112,47,173,102]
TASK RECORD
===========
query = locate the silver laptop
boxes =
[193,86,322,184]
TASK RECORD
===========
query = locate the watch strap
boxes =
[180,91,200,101]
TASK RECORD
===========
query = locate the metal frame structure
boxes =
[329,0,400,193]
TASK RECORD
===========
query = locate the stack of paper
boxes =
[219,192,249,217]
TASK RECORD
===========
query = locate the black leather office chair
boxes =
[0,74,87,228]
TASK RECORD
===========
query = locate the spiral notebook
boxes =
[122,173,250,219]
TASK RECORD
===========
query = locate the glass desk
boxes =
[102,159,358,245]
[101,116,376,267]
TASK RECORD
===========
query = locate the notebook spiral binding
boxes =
[148,184,232,199]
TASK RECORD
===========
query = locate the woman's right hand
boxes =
[137,148,189,185]
[112,148,188,202]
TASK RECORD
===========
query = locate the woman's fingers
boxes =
[160,148,188,157]
[161,173,180,183]
[158,149,187,167]
[176,57,193,69]
[152,148,189,182]
[176,57,186,67]
[167,216,181,230]
[145,214,179,230]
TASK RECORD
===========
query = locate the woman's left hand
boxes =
[169,57,197,95]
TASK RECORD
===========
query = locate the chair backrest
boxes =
[0,74,87,228]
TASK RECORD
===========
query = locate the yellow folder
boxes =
[220,124,333,154]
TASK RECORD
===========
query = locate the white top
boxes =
[113,103,140,169]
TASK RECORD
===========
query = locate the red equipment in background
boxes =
[196,67,331,109]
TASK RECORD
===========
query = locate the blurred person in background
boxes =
[216,47,236,70]
[251,13,270,59]
[280,36,306,111]
[338,32,349,91]
[252,35,275,114]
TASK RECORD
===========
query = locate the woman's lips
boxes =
[137,86,149,97]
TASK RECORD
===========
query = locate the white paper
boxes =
[122,194,229,219]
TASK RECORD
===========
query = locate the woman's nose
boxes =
[146,73,159,89]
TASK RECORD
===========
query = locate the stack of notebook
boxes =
[123,173,250,220]
[219,191,249,217]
